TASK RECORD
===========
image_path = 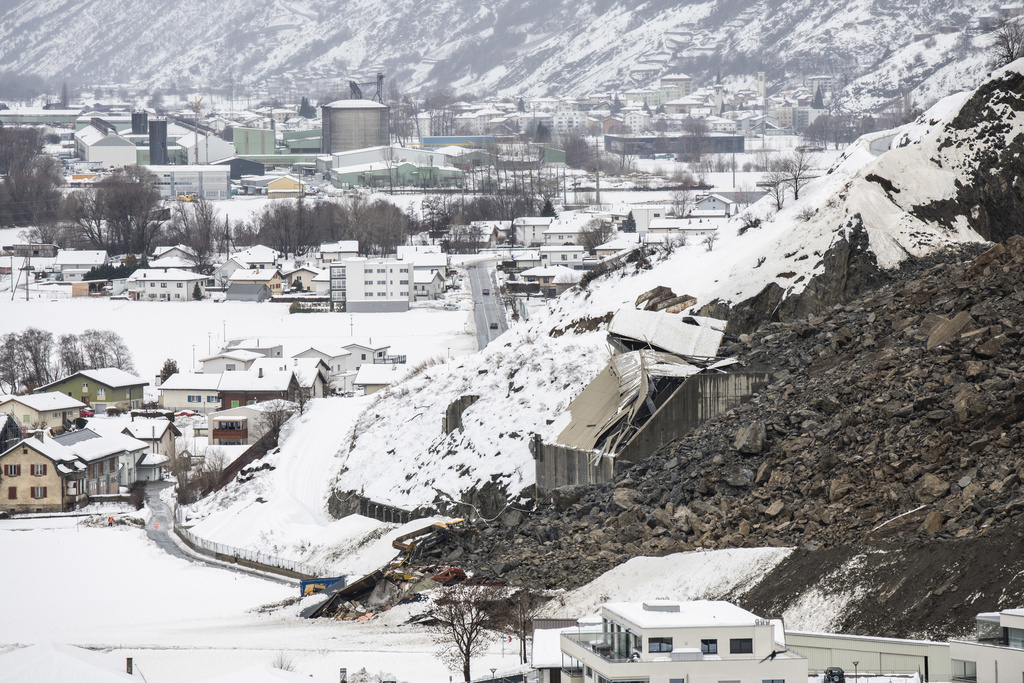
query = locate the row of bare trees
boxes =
[0,328,135,393]
[760,148,820,210]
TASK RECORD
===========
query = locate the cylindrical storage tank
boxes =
[149,118,168,165]
[320,100,390,154]
[131,111,149,135]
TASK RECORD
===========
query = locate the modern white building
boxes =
[951,609,1024,683]
[329,257,413,312]
[292,346,354,393]
[318,241,360,267]
[0,393,85,433]
[147,165,231,200]
[176,131,236,164]
[125,268,208,301]
[558,601,805,683]
[513,216,556,247]
[198,350,262,374]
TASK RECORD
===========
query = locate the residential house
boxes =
[225,341,284,358]
[513,217,555,247]
[125,268,207,301]
[136,451,169,481]
[540,245,586,269]
[122,417,181,457]
[522,265,580,298]
[250,358,330,399]
[951,608,1024,683]
[232,245,281,270]
[413,270,445,300]
[54,249,109,282]
[282,266,322,292]
[647,218,721,242]
[692,194,736,217]
[212,256,249,288]
[53,428,149,491]
[559,600,805,683]
[354,363,410,395]
[230,268,283,294]
[207,402,296,446]
[317,241,360,267]
[217,368,300,410]
[292,346,354,394]
[0,392,85,434]
[344,342,392,371]
[35,368,148,412]
[152,245,198,262]
[198,350,261,374]
[0,434,87,513]
[628,204,673,233]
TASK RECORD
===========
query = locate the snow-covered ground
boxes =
[0,298,478,387]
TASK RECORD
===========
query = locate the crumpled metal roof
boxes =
[608,308,725,360]
[555,350,700,453]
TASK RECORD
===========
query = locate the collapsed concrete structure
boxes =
[534,308,771,494]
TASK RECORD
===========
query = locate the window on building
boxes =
[762,679,786,683]
[701,639,718,654]
[22,414,29,423]
[648,637,673,653]
[4,464,21,476]
[361,354,367,360]
[365,280,373,285]
[400,268,408,273]
[82,382,89,392]
[160,282,168,288]
[30,464,47,476]
[97,388,105,399]
[31,486,47,499]
[377,280,386,285]
[729,639,753,654]
[952,660,977,681]
[177,282,184,288]
[7,486,15,499]
[207,395,218,403]
[231,400,240,408]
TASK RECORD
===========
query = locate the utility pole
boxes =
[594,136,601,206]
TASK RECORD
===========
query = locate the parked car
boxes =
[79,408,94,418]
[824,668,845,683]
[482,288,490,295]
[489,322,498,330]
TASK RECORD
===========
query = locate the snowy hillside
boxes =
[0,0,994,109]
[332,62,1024,512]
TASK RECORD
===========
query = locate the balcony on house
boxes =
[562,631,637,663]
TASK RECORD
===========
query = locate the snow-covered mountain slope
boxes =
[0,0,993,108]
[333,62,1024,511]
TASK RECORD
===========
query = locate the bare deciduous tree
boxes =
[169,197,218,273]
[763,168,789,211]
[431,583,506,683]
[991,16,1024,68]
[780,149,818,201]
[578,218,615,255]
[671,189,694,217]
[703,232,719,252]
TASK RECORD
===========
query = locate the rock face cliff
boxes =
[430,238,1024,638]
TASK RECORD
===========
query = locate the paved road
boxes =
[467,260,507,349]
[144,482,292,585]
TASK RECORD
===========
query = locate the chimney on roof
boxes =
[126,658,133,674]
[258,367,263,378]
[31,430,44,443]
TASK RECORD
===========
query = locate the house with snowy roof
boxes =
[125,268,208,301]
[198,350,262,374]
[0,433,88,513]
[122,417,182,456]
[216,367,300,410]
[158,372,223,412]
[35,368,148,412]
[559,600,805,683]
[0,641,143,682]
[354,362,410,395]
[53,428,149,492]
[229,268,283,294]
[293,346,354,393]
[249,358,330,399]
[0,392,85,434]
[317,240,360,267]
[54,249,110,281]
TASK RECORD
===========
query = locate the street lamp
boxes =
[852,661,859,683]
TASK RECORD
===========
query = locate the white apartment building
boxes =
[559,601,806,683]
[952,609,1024,683]
[330,257,413,312]
[554,111,588,135]
[513,216,555,246]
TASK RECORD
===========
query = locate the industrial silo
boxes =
[149,118,168,165]
[320,100,390,154]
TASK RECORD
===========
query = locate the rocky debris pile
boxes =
[428,238,1024,594]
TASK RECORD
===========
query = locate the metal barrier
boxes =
[172,507,319,579]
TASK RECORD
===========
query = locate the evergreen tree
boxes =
[611,94,623,114]
[299,96,316,118]
[540,198,558,218]
[811,87,824,110]
[517,97,526,113]
[535,122,551,143]
[622,211,637,233]
[160,358,179,383]
[192,282,203,300]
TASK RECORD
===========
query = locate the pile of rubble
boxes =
[430,238,1024,593]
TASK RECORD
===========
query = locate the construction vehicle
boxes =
[349,72,385,103]
[177,193,196,202]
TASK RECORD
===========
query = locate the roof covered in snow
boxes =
[0,392,85,412]
[608,309,724,360]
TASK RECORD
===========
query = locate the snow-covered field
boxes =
[0,297,478,385]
